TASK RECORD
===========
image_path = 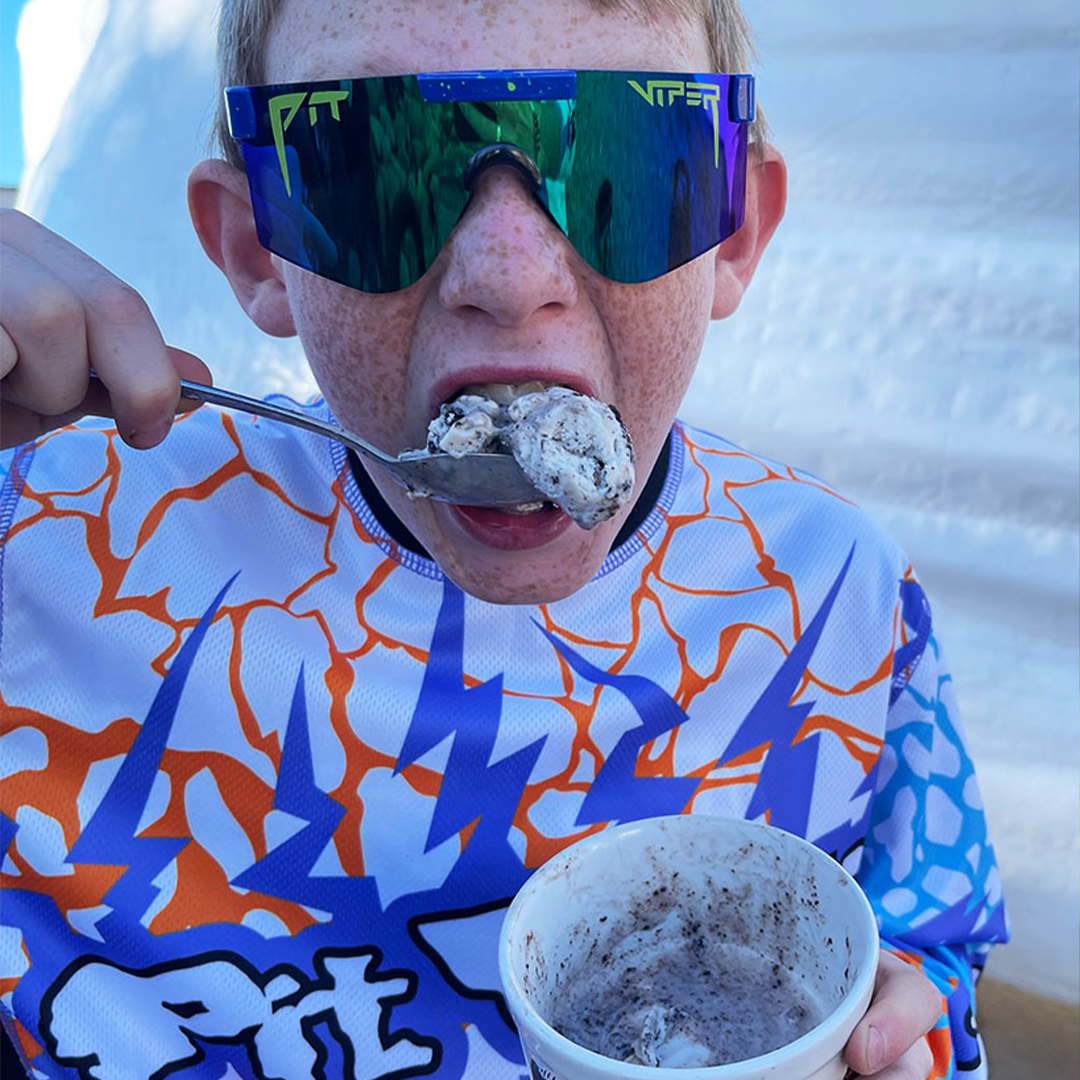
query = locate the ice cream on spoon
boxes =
[418,383,636,530]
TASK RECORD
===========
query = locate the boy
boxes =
[0,0,1006,1077]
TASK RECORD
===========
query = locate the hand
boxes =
[844,950,942,1078]
[0,209,211,451]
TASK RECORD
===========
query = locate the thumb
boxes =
[845,951,941,1074]
[167,346,214,413]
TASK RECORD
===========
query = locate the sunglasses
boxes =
[226,69,755,293]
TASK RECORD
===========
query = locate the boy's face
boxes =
[255,0,723,604]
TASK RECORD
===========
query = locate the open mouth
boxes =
[425,381,636,531]
[429,381,562,515]
[449,499,575,552]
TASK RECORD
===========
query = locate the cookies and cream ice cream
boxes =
[424,394,505,458]
[419,384,635,530]
[501,817,879,1080]
[548,906,824,1067]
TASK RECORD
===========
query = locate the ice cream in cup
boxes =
[498,815,879,1080]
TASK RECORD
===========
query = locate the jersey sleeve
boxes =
[856,579,1009,1079]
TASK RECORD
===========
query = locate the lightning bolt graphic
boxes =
[890,579,933,705]
[0,811,17,873]
[66,574,238,939]
[812,760,880,863]
[717,544,856,837]
[396,581,546,862]
[534,625,699,826]
[816,576,932,860]
[231,664,380,913]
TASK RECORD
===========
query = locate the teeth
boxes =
[504,501,548,514]
[456,381,553,405]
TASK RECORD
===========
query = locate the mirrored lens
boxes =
[228,71,750,292]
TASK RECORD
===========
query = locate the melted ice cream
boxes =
[549,909,824,1067]
[419,386,635,529]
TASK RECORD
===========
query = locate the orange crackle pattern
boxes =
[1,417,893,961]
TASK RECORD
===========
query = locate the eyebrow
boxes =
[289,49,432,83]
[354,50,420,77]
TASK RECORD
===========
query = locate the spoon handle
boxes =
[175,379,397,463]
[85,372,398,464]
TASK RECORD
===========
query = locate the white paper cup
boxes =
[499,815,878,1080]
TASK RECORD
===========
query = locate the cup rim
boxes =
[498,814,880,1078]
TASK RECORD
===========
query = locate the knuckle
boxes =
[918,978,942,1020]
[86,280,150,328]
[19,284,83,337]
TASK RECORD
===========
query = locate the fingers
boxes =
[845,951,941,1075]
[0,209,205,449]
[0,244,89,414]
[0,324,18,380]
[167,348,215,413]
[859,1038,934,1080]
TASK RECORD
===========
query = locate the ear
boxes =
[711,143,787,320]
[187,158,297,338]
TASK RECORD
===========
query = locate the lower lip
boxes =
[450,504,575,550]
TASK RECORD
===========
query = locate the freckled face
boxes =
[263,0,718,604]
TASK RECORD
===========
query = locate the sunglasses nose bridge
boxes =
[462,143,543,195]
[437,144,578,324]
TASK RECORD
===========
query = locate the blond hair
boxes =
[212,0,769,169]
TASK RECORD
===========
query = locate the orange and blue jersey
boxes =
[0,401,1007,1079]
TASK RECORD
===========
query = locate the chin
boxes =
[438,559,602,606]
[371,465,624,604]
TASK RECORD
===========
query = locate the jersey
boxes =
[0,401,1008,1080]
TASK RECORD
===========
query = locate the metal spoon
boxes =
[92,375,544,505]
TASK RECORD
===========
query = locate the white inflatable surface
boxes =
[15,0,1079,1002]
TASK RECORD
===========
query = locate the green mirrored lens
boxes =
[228,70,751,292]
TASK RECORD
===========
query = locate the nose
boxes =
[437,163,579,327]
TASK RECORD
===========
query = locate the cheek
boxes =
[284,268,420,444]
[605,260,714,449]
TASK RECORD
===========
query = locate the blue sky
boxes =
[1,0,30,186]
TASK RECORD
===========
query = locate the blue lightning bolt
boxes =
[231,664,380,912]
[816,577,934,859]
[890,579,933,705]
[717,544,856,837]
[396,581,546,865]
[812,760,880,861]
[0,812,16,870]
[534,627,699,826]
[66,575,237,940]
